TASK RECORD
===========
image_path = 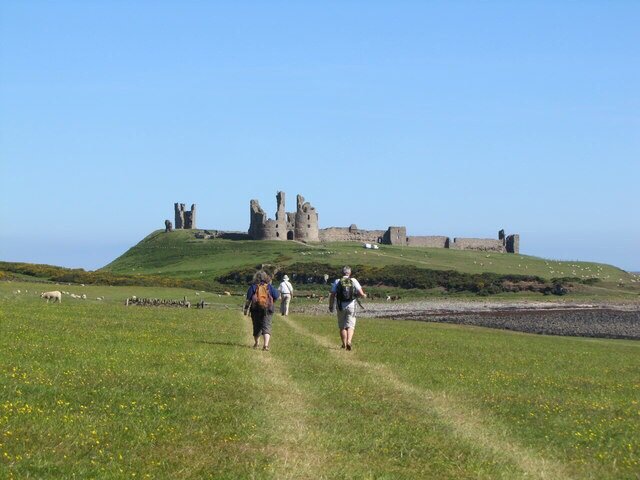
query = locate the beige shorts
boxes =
[337,302,356,329]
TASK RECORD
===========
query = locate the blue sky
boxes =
[1,1,638,271]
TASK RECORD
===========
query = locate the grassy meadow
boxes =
[98,230,640,302]
[104,230,636,283]
[1,281,639,479]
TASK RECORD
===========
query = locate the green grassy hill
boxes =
[104,230,632,281]
[99,230,638,300]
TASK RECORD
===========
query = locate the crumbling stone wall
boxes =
[174,203,196,229]
[451,238,506,252]
[249,200,276,239]
[319,225,385,243]
[195,230,251,240]
[407,236,450,248]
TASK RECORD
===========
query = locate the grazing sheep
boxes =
[223,291,231,296]
[41,291,62,303]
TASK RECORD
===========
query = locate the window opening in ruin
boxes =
[308,224,311,228]
[307,215,310,220]
[276,232,280,237]
[276,224,278,228]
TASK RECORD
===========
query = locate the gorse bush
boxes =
[0,262,220,291]
[2,260,589,296]
[218,262,573,296]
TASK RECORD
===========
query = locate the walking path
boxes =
[239,316,327,479]
[278,315,574,480]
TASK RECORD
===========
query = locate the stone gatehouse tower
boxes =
[175,203,196,229]
[249,192,319,241]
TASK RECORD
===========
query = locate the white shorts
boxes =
[337,302,356,329]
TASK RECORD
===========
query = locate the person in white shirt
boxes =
[278,275,294,316]
[329,266,366,350]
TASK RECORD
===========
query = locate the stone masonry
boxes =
[174,203,196,229]
[169,193,520,253]
[249,192,319,241]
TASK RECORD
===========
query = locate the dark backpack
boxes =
[252,282,273,310]
[336,277,354,302]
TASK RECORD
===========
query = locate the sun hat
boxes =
[283,275,289,281]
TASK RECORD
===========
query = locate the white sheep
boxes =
[41,291,62,303]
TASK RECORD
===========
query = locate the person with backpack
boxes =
[278,274,294,316]
[329,266,366,351]
[243,270,280,351]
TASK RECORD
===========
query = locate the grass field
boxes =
[1,281,638,479]
[103,230,637,285]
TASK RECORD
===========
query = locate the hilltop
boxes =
[98,229,639,300]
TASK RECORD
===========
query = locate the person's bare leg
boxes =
[340,328,348,348]
[263,333,271,350]
[346,328,354,350]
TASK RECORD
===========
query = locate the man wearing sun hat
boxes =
[278,274,294,316]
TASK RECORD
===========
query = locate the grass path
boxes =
[238,314,328,479]
[278,315,573,480]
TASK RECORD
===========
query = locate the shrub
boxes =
[218,263,565,296]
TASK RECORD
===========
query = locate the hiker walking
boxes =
[329,266,366,351]
[243,270,279,351]
[278,274,294,316]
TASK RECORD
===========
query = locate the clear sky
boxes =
[1,1,638,271]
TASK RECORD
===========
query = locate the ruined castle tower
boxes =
[248,192,319,241]
[275,191,292,240]
[506,234,520,254]
[383,226,408,246]
[294,194,319,242]
[175,203,196,229]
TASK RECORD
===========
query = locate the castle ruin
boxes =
[174,203,196,229]
[245,192,520,253]
[168,192,520,253]
[249,192,319,242]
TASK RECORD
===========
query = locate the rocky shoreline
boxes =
[301,300,640,340]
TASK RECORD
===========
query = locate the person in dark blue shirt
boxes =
[243,270,280,351]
